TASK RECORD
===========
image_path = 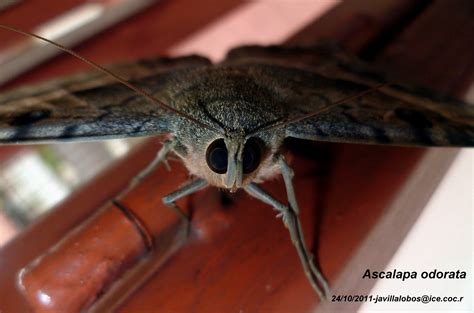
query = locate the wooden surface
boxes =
[0,1,472,312]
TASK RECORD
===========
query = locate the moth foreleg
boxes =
[162,179,208,234]
[245,182,329,300]
[115,139,176,201]
[131,139,176,187]
[277,155,300,214]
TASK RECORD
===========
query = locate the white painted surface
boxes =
[360,150,473,312]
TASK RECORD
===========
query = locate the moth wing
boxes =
[0,55,211,143]
[224,42,384,86]
[224,45,474,146]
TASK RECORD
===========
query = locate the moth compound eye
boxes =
[243,137,262,174]
[206,139,228,174]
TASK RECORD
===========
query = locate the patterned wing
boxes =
[0,55,211,143]
[224,44,474,147]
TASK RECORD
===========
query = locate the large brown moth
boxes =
[0,24,473,301]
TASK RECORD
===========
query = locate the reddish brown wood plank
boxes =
[287,0,431,52]
[20,203,146,313]
[375,0,474,95]
[0,146,30,163]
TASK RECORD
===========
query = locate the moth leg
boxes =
[277,155,330,297]
[115,139,176,200]
[245,182,329,300]
[162,179,208,234]
[277,155,300,214]
[130,139,176,187]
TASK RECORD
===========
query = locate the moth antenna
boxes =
[0,24,222,133]
[248,83,389,136]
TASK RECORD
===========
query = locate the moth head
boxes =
[204,135,265,191]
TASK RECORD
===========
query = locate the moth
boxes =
[0,25,473,300]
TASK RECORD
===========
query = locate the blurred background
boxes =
[0,0,161,244]
[0,139,139,232]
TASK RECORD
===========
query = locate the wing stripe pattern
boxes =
[0,56,211,143]
[224,44,474,147]
[1,44,473,146]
